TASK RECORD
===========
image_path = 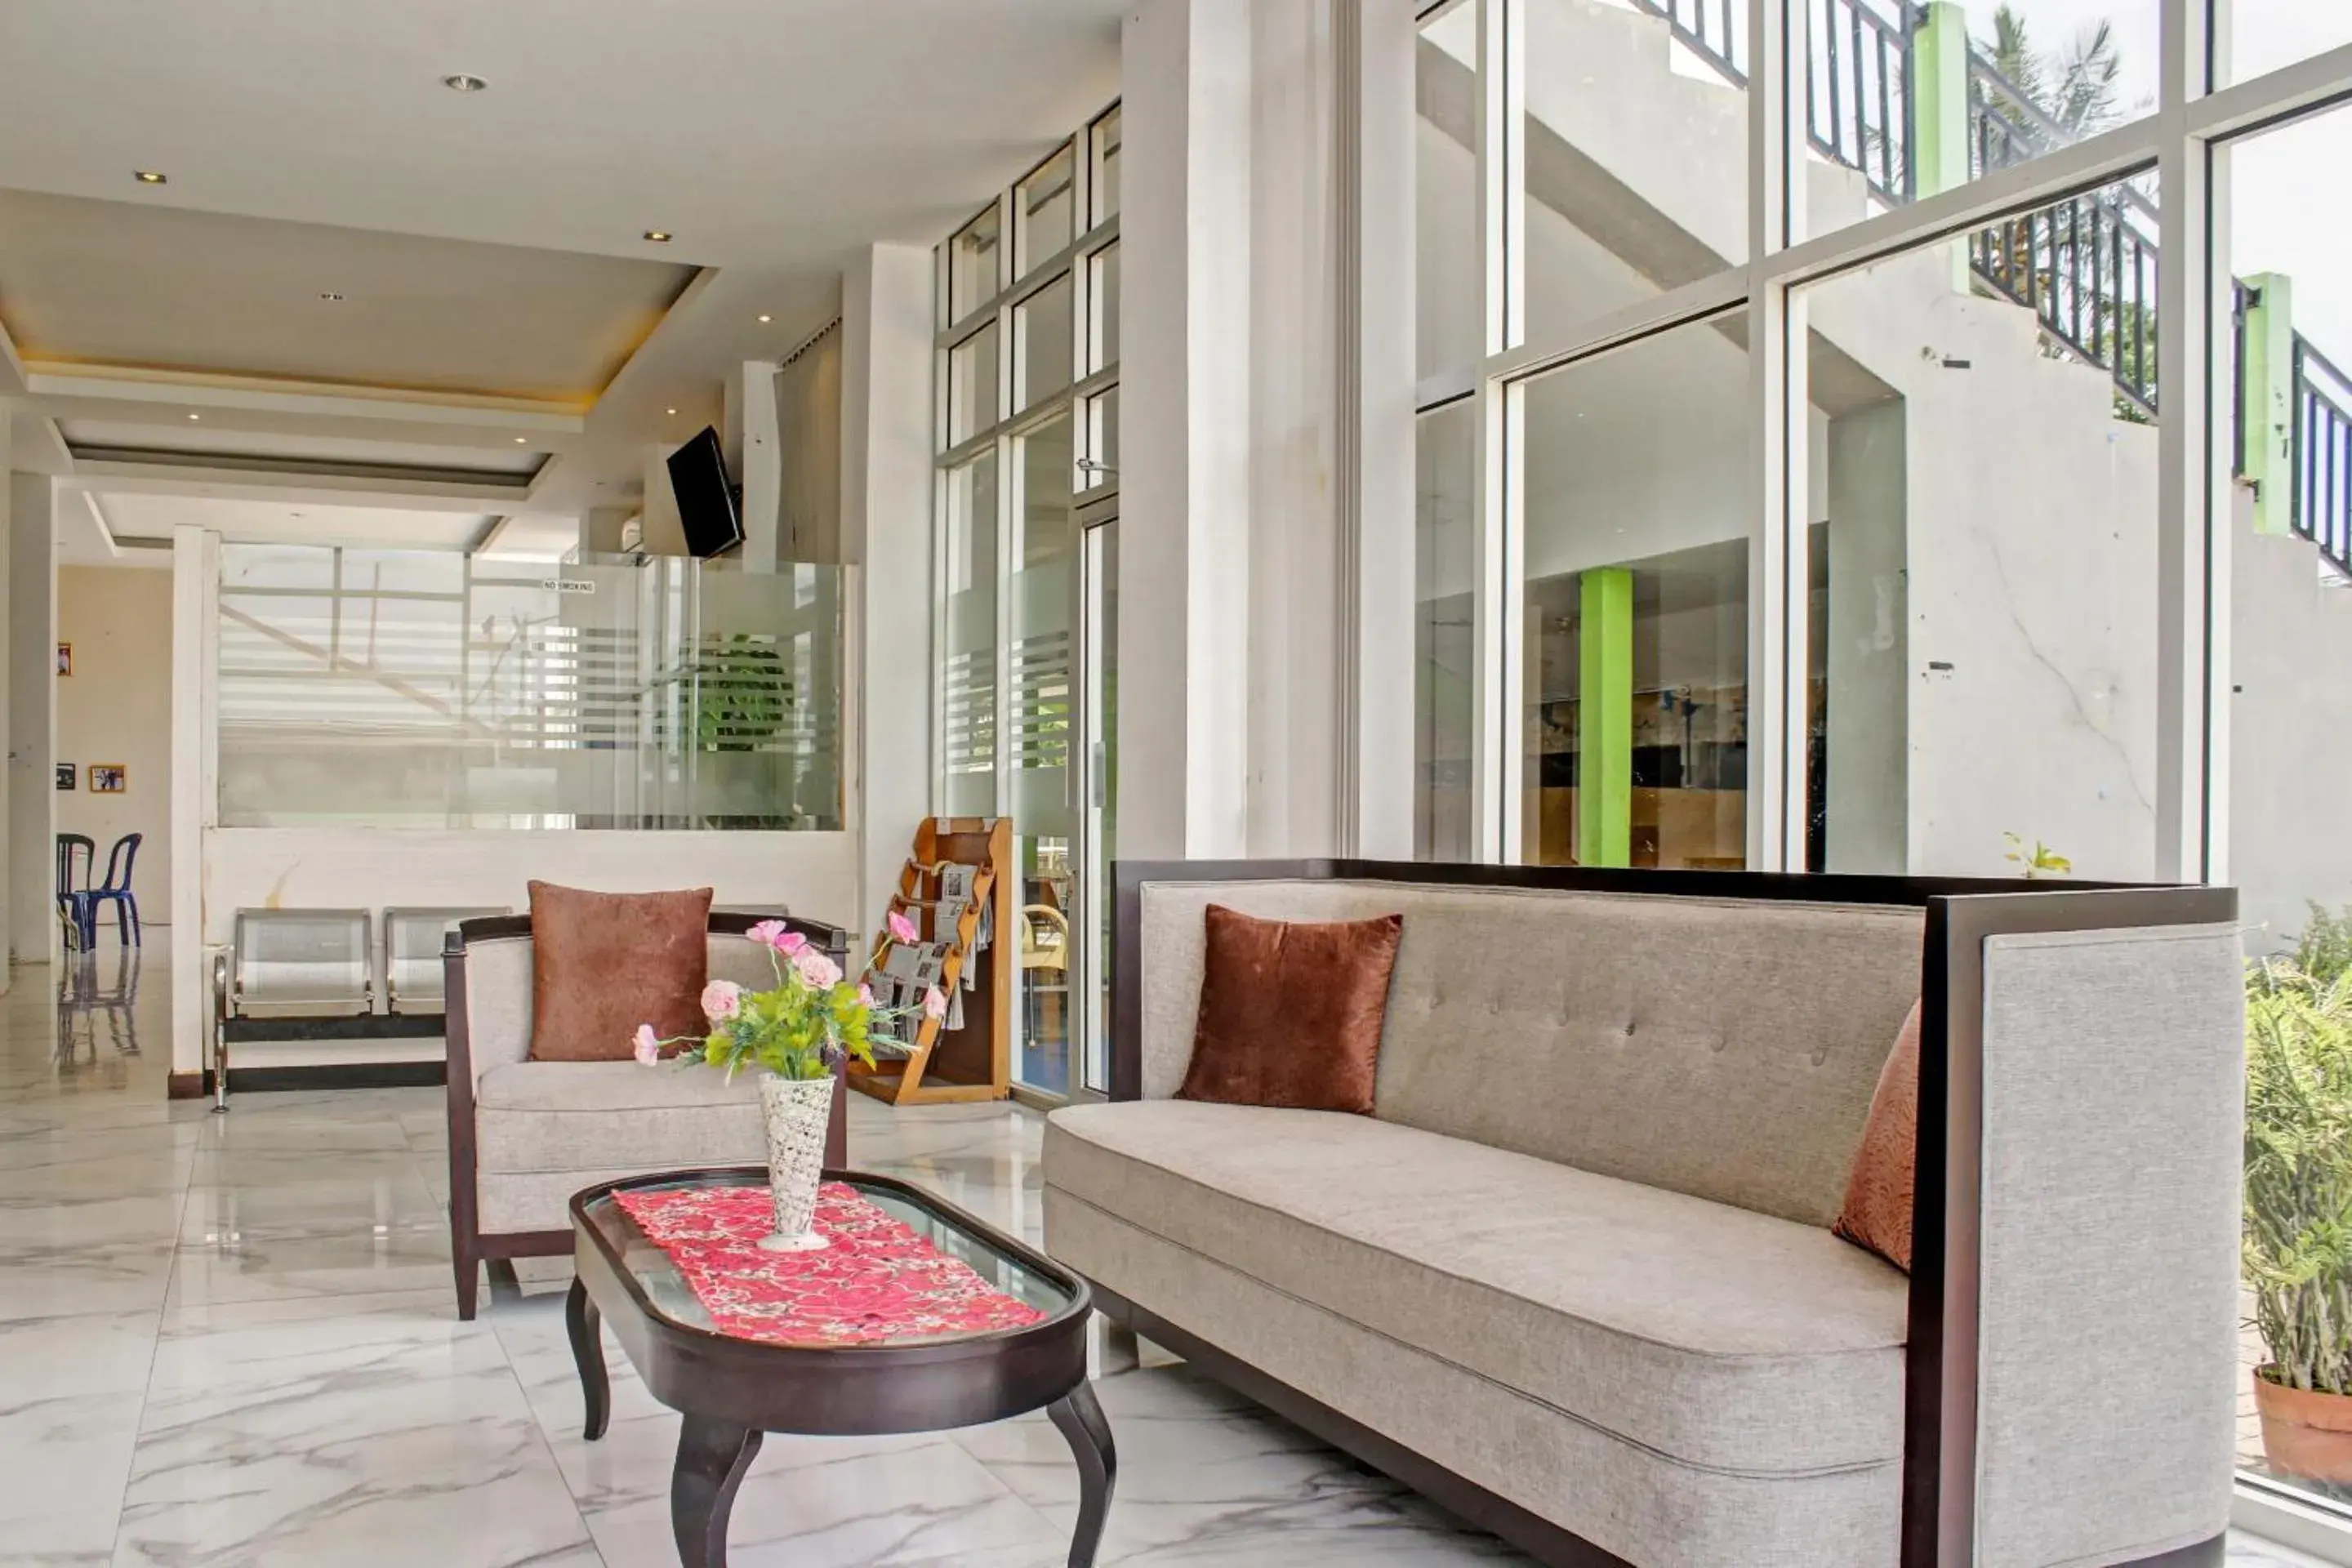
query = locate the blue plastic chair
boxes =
[55,833,95,951]
[89,833,141,948]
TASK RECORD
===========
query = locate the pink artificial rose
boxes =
[700,980,742,1022]
[887,909,920,944]
[923,986,949,1021]
[747,919,788,949]
[631,1023,662,1067]
[775,929,808,956]
[793,947,844,990]
[858,983,875,1009]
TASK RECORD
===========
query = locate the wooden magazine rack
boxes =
[847,817,1015,1106]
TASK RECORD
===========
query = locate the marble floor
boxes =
[0,935,2331,1566]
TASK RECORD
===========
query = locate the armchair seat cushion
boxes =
[1045,1098,1911,1477]
[474,1060,766,1175]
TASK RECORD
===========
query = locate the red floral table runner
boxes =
[612,1182,1049,1347]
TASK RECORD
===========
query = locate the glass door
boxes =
[1076,510,1117,1096]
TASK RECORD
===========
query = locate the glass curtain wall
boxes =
[933,105,1121,1099]
[1413,0,2352,1524]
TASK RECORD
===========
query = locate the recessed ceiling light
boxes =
[318,292,345,302]
[666,407,678,416]
[443,74,488,92]
[133,170,167,185]
[756,314,773,323]
[643,229,672,243]
[186,412,200,421]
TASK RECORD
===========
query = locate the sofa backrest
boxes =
[1137,878,1925,1227]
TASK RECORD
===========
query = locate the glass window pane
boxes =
[942,454,1000,816]
[947,323,1000,447]
[1085,386,1120,493]
[1089,243,1120,373]
[1519,318,1749,869]
[948,203,1002,325]
[1012,414,1076,1094]
[1091,107,1121,224]
[1017,274,1075,410]
[1016,145,1076,278]
[1799,180,2159,879]
[1523,0,1749,347]
[1417,2,1479,380]
[2222,100,2352,1511]
[2230,2,2352,85]
[218,550,846,830]
[1806,0,2158,245]
[1416,400,1476,860]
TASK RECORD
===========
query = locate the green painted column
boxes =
[1576,568,1633,869]
[1912,1,1971,292]
[2242,272,2297,537]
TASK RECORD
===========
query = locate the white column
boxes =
[1120,0,1258,861]
[169,526,214,1075]
[840,243,935,938]
[7,472,50,966]
[738,360,784,570]
[1344,0,1420,858]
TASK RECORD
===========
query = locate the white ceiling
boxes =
[0,0,1123,552]
[90,493,501,552]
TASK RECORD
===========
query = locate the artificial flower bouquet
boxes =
[636,915,946,1081]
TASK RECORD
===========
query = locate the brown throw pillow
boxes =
[1175,905,1405,1115]
[527,881,713,1062]
[1833,999,1922,1272]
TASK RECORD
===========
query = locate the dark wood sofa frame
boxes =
[443,911,853,1321]
[1098,858,2238,1568]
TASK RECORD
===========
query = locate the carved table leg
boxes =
[672,1416,764,1568]
[565,1276,608,1442]
[1049,1381,1118,1568]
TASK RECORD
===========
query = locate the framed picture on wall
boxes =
[55,764,74,792]
[56,643,70,677]
[90,764,126,795]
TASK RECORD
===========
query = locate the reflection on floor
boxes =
[0,933,2324,1564]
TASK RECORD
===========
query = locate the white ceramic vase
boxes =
[755,1074,834,1253]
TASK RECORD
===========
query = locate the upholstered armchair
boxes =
[443,911,850,1320]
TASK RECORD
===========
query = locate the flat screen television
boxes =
[666,425,743,558]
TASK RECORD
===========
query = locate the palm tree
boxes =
[1980,4,2127,149]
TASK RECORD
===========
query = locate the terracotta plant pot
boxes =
[2255,1366,2352,1483]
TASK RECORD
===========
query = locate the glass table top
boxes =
[580,1172,1080,1348]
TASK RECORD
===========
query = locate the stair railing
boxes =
[2296,337,2352,577]
[1807,0,1914,206]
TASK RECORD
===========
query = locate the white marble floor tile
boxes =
[0,1309,160,1402]
[583,1434,1063,1568]
[0,1389,145,1566]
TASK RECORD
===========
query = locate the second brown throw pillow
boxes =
[528,881,713,1062]
[1176,904,1405,1115]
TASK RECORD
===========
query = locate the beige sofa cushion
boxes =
[1045,1098,1909,1476]
[474,1060,766,1174]
[1045,1191,1901,1568]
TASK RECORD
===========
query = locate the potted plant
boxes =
[637,915,943,1253]
[2244,931,2352,1481]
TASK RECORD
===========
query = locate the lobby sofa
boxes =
[1043,862,2244,1568]
[443,911,850,1320]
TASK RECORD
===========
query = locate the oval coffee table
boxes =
[568,1168,1114,1568]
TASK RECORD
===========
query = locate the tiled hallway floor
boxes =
[0,938,2328,1565]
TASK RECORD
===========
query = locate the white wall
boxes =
[7,472,46,964]
[57,565,172,922]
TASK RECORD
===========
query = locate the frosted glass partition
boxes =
[216,547,846,830]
